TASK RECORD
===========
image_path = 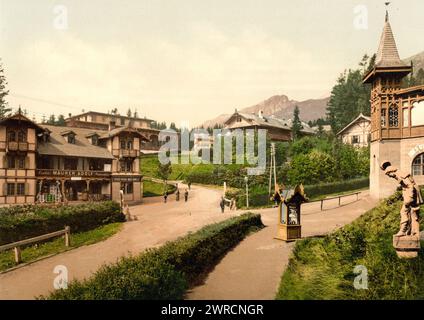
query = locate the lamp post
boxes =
[244,176,249,208]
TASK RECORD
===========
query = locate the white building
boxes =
[337,113,371,148]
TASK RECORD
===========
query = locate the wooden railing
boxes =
[7,141,28,151]
[0,226,70,264]
[310,192,361,211]
[120,149,139,157]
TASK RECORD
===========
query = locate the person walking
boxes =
[163,191,168,203]
[220,197,225,213]
[176,189,180,201]
[188,182,192,190]
[184,189,189,202]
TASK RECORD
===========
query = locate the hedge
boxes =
[226,177,370,209]
[304,177,369,199]
[0,201,124,245]
[45,212,264,300]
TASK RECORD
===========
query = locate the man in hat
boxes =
[381,160,423,237]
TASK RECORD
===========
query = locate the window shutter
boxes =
[25,157,30,169]
[25,183,29,195]
[3,156,7,169]
[3,183,7,196]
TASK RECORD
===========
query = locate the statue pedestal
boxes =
[393,235,420,259]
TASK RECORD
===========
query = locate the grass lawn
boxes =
[276,192,424,300]
[0,222,123,272]
[143,180,177,197]
[140,154,227,180]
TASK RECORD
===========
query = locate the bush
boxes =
[45,213,264,300]
[276,192,424,300]
[304,177,369,199]
[0,201,124,245]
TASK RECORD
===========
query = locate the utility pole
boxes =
[244,176,249,208]
[268,143,277,197]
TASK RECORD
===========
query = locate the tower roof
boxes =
[363,10,412,84]
[375,11,406,68]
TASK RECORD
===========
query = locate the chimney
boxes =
[258,110,264,119]
[109,120,116,131]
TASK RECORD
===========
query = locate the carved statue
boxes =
[380,160,423,237]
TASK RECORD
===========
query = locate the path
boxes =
[0,183,235,300]
[187,192,378,300]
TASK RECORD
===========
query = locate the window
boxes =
[351,135,360,144]
[17,130,26,142]
[67,134,76,144]
[7,183,15,196]
[16,183,25,196]
[389,105,399,127]
[381,109,386,127]
[119,160,133,172]
[120,118,125,126]
[6,156,26,169]
[64,158,78,170]
[412,154,424,176]
[121,182,133,194]
[120,138,133,150]
[403,109,409,127]
[8,131,16,142]
[17,157,25,169]
[91,135,99,146]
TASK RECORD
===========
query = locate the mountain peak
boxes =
[201,94,330,128]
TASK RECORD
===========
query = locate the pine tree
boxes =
[291,106,303,140]
[327,54,373,133]
[56,114,66,126]
[0,59,11,119]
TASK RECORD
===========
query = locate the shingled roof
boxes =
[375,11,407,68]
[224,112,315,134]
[37,125,114,159]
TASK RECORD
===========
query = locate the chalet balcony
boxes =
[36,169,112,179]
[120,149,139,158]
[7,141,28,152]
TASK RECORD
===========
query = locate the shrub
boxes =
[0,201,124,245]
[304,177,369,199]
[45,213,264,300]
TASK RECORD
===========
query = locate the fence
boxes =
[310,192,361,211]
[0,226,70,264]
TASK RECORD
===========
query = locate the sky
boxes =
[0,0,423,127]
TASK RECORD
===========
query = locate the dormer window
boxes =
[85,133,100,146]
[91,135,99,146]
[61,130,77,144]
[68,134,76,144]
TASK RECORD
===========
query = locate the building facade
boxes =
[364,11,424,199]
[224,110,315,142]
[66,111,161,153]
[337,113,371,147]
[0,111,147,204]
